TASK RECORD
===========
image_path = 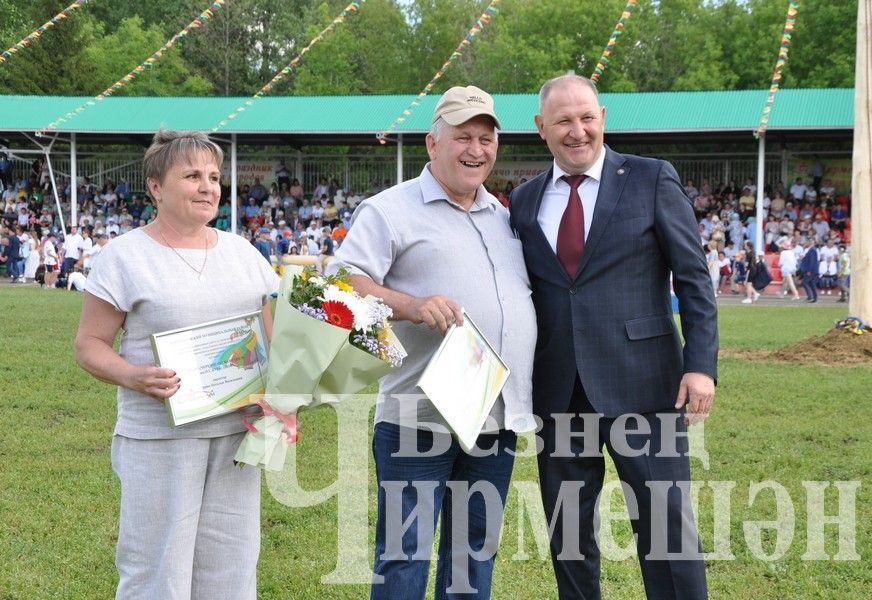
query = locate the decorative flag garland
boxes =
[0,0,91,65]
[38,1,226,135]
[212,1,366,132]
[755,0,801,139]
[377,0,501,144]
[590,0,638,85]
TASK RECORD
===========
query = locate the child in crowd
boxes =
[777,240,801,300]
[733,250,747,297]
[717,251,731,294]
[837,246,850,302]
[706,242,720,295]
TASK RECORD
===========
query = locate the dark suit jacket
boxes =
[7,234,20,260]
[800,246,819,275]
[509,147,718,418]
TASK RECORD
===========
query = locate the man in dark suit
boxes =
[6,227,21,282]
[509,75,718,600]
[799,238,819,302]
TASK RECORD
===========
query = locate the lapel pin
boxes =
[617,168,626,175]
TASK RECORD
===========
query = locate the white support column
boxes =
[45,151,67,235]
[849,0,871,321]
[295,149,304,185]
[231,134,238,235]
[755,135,765,254]
[70,133,78,229]
[396,134,403,184]
[780,146,789,193]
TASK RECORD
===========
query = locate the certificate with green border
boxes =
[151,311,268,426]
[417,310,510,452]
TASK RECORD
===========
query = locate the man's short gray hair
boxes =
[430,117,448,141]
[538,74,599,113]
[143,129,224,186]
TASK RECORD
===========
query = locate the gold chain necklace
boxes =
[158,228,209,281]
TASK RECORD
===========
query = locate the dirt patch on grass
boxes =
[721,329,872,366]
[770,329,872,366]
[719,348,773,361]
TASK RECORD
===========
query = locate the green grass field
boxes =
[1,288,869,599]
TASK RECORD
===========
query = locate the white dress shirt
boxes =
[537,148,606,254]
[64,232,84,260]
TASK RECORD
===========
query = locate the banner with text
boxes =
[222,161,277,188]
[487,161,550,190]
[788,157,852,197]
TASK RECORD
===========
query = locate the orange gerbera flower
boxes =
[322,300,354,329]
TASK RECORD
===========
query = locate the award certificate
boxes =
[151,311,268,426]
[417,310,510,452]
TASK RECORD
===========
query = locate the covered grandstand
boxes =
[0,87,855,234]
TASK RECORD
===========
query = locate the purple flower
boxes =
[368,301,393,325]
[296,303,327,322]
[382,344,405,367]
[352,333,380,355]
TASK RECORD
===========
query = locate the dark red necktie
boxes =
[557,174,586,276]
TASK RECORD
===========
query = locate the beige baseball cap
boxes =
[432,85,501,129]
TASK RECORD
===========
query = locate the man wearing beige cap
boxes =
[329,86,537,599]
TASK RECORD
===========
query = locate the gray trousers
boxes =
[111,433,260,600]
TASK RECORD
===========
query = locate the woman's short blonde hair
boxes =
[143,130,224,186]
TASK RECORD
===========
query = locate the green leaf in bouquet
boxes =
[285,266,354,308]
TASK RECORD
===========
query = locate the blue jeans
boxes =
[371,422,516,600]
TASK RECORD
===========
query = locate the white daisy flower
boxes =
[321,286,372,331]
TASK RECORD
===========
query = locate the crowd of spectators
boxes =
[0,152,854,303]
[225,174,368,267]
[1,155,140,288]
[0,154,388,286]
[686,171,852,303]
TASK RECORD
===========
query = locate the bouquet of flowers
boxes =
[235,266,405,470]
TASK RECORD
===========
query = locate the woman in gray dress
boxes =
[75,130,279,599]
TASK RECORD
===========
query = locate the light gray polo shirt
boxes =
[330,165,537,433]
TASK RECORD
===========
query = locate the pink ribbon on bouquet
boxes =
[242,396,299,444]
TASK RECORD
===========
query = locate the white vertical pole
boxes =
[396,134,403,184]
[231,133,238,235]
[45,151,67,235]
[70,133,77,229]
[849,0,871,321]
[295,149,304,185]
[780,147,789,193]
[755,135,765,254]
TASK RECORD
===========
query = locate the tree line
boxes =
[0,0,857,97]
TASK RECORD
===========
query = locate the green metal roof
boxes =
[0,88,853,137]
